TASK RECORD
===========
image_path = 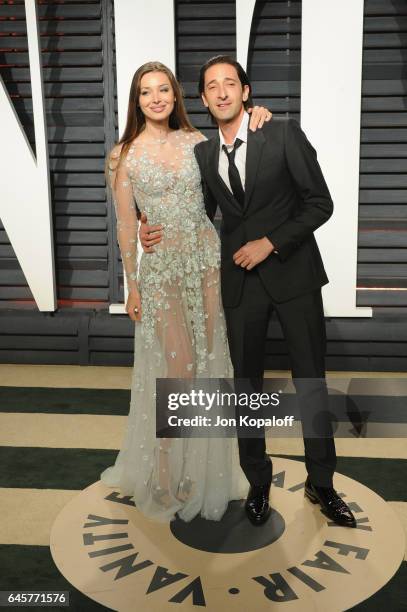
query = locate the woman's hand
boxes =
[126,289,142,322]
[247,105,272,131]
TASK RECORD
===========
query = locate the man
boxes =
[140,55,356,529]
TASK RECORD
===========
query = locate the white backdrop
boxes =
[236,0,371,317]
[109,0,176,314]
[0,0,55,310]
[0,0,372,317]
[300,0,371,316]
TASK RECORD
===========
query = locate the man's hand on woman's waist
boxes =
[139,212,163,253]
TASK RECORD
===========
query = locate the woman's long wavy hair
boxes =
[105,61,195,186]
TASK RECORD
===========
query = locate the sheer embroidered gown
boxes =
[100,128,249,522]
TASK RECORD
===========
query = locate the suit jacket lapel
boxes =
[207,133,242,212]
[244,128,265,212]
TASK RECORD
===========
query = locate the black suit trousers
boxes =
[223,267,337,488]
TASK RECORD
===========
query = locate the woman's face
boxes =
[138,71,175,123]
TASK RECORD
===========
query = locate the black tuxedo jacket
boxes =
[194,117,334,308]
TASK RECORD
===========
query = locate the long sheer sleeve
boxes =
[108,145,139,294]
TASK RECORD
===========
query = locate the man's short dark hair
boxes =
[198,55,253,121]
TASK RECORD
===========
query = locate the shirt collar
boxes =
[219,110,249,149]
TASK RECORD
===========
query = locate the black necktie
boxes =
[222,138,245,207]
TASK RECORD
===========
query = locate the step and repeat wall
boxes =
[0,0,406,369]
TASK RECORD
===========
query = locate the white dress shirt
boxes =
[218,110,278,254]
[218,110,249,192]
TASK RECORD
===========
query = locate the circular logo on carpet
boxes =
[50,457,404,611]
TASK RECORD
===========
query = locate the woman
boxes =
[100,61,271,522]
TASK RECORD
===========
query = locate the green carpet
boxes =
[1,386,406,611]
[0,545,108,611]
[0,446,405,501]
[0,387,130,415]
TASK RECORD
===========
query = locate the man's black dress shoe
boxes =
[304,476,356,527]
[245,481,272,526]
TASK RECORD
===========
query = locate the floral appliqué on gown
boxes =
[100,128,248,522]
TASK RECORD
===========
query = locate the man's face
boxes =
[201,63,249,123]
